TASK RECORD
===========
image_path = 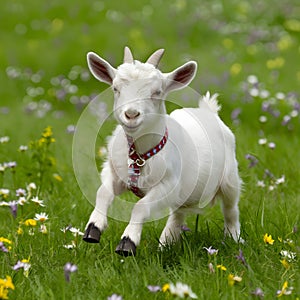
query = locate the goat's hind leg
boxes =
[219,170,243,243]
[159,210,185,249]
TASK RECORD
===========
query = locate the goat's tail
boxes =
[199,91,221,113]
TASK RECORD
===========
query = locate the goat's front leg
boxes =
[115,189,171,256]
[83,183,114,243]
[83,164,125,243]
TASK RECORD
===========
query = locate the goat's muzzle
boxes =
[124,109,140,120]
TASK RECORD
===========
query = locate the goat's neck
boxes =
[130,117,167,155]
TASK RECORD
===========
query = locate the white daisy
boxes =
[169,282,198,299]
[31,196,45,207]
[34,212,49,222]
[69,227,84,236]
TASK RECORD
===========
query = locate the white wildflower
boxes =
[276,175,285,185]
[258,138,267,145]
[259,115,267,123]
[247,75,258,85]
[169,282,198,299]
[257,180,265,188]
[27,182,37,191]
[31,196,45,207]
[280,250,296,262]
[34,212,49,222]
[19,145,28,152]
[69,227,84,236]
[0,136,10,143]
[18,197,27,205]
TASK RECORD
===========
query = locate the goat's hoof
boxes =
[83,223,101,243]
[115,237,136,257]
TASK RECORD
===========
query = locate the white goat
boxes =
[83,47,242,256]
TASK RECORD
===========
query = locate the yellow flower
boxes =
[17,227,23,235]
[217,264,227,271]
[38,137,47,146]
[266,57,285,69]
[162,283,170,293]
[53,173,63,182]
[280,259,290,269]
[263,233,275,245]
[0,275,15,290]
[42,126,53,138]
[0,286,9,299]
[24,219,37,227]
[228,274,242,286]
[277,281,293,297]
[230,63,242,76]
[228,274,235,286]
[277,35,293,51]
[0,237,12,245]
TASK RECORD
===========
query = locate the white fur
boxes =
[85,49,242,248]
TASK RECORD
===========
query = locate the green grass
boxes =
[0,0,299,299]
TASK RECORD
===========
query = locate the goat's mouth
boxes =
[117,114,143,132]
[122,122,141,132]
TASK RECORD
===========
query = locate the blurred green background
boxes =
[1,0,299,106]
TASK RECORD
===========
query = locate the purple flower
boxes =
[251,287,264,298]
[261,102,270,112]
[13,261,25,271]
[282,115,291,126]
[7,162,17,169]
[203,246,218,255]
[64,262,77,282]
[231,108,242,121]
[7,201,18,218]
[16,188,26,197]
[268,142,276,149]
[13,260,31,272]
[245,154,258,168]
[0,242,9,253]
[147,285,161,293]
[264,169,274,178]
[235,249,247,267]
[181,224,191,232]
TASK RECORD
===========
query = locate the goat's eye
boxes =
[113,87,119,94]
[152,90,162,98]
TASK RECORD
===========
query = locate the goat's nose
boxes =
[124,109,140,120]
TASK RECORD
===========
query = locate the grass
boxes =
[0,0,299,299]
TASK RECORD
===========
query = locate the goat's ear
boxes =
[164,61,197,93]
[87,52,116,85]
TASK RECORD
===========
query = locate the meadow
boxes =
[0,0,299,299]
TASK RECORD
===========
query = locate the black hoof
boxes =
[83,223,101,243]
[115,237,136,257]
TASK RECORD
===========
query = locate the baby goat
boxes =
[83,47,242,256]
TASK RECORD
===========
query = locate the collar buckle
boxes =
[135,156,146,167]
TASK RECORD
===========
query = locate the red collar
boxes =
[126,128,168,198]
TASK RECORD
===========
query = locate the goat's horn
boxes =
[123,46,134,64]
[146,49,165,67]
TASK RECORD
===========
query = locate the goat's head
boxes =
[87,47,197,135]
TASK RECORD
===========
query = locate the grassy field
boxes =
[0,0,299,299]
